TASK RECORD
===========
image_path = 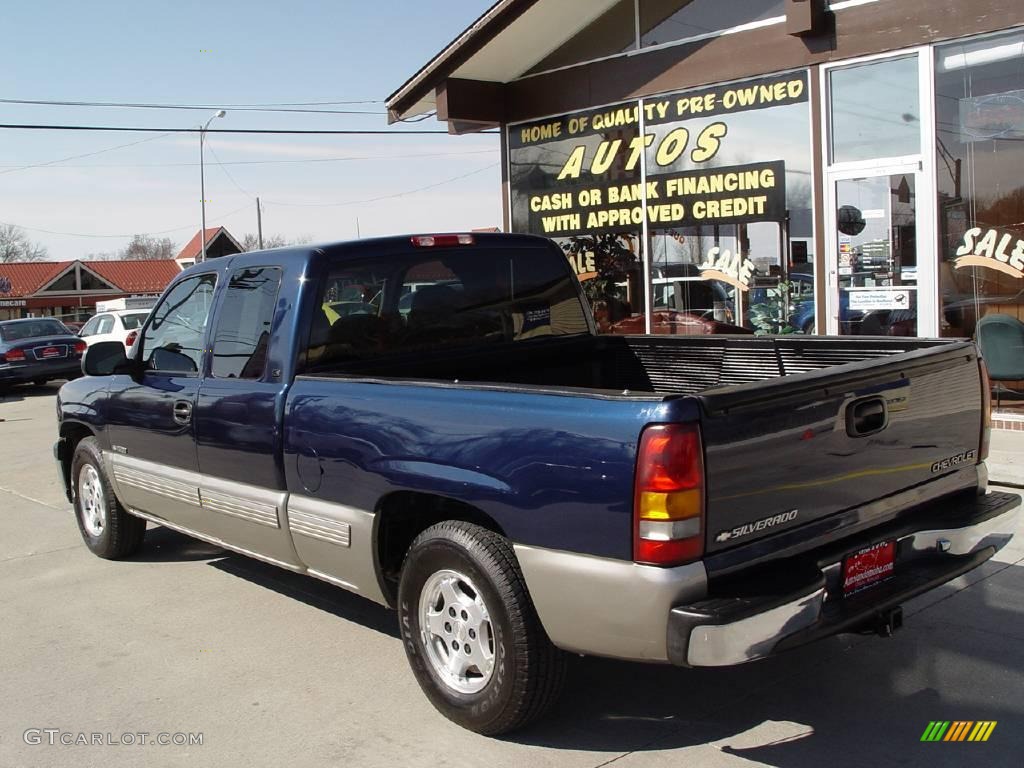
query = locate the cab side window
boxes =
[211,267,282,379]
[96,315,115,334]
[141,274,218,374]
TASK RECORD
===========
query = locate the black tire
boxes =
[398,521,566,735]
[71,437,146,559]
[33,379,48,387]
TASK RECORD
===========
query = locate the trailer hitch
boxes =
[859,606,904,637]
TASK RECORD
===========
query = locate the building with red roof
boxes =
[0,259,182,321]
[0,227,245,321]
[175,227,243,268]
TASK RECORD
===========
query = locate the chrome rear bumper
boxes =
[669,491,1020,667]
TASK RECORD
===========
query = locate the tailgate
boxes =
[698,341,983,554]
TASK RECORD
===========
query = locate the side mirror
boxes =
[82,341,130,376]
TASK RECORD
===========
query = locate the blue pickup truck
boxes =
[55,233,1019,734]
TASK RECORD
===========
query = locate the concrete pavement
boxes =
[1,383,1022,768]
[989,427,1023,488]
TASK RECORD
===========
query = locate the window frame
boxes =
[136,272,219,377]
[209,265,284,381]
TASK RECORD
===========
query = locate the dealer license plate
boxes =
[842,540,896,596]
[40,346,61,359]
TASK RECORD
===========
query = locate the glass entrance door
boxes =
[822,48,937,336]
[831,169,921,336]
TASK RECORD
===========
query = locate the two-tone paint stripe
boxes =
[920,721,997,742]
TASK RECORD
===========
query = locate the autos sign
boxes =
[510,72,804,238]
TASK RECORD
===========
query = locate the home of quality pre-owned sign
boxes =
[511,73,806,238]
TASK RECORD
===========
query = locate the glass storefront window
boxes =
[830,56,921,163]
[639,0,785,48]
[508,70,813,336]
[509,100,647,331]
[644,72,814,334]
[935,30,1024,348]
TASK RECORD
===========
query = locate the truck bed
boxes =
[294,333,983,565]
[307,333,951,397]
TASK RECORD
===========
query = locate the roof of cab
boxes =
[175,232,555,277]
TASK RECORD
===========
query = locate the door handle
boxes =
[172,400,193,425]
[846,396,887,437]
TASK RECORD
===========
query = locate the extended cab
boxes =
[55,233,1020,734]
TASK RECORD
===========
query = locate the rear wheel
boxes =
[33,378,48,386]
[72,437,146,558]
[398,521,566,735]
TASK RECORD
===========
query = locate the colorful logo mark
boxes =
[921,721,997,742]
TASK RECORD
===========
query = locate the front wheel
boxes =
[71,437,146,558]
[398,521,566,735]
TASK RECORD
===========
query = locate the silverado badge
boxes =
[715,509,799,543]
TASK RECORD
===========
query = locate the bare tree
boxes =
[240,233,311,251]
[0,224,48,262]
[119,234,177,260]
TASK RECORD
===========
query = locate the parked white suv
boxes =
[78,309,150,350]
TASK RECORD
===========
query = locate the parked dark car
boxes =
[0,318,86,391]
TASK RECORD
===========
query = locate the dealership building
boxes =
[388,0,1024,353]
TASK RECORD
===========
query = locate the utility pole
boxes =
[256,196,264,249]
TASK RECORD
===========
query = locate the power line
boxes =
[0,98,386,115]
[205,141,257,199]
[0,203,254,239]
[2,164,499,237]
[0,148,497,169]
[0,131,176,176]
[0,123,488,135]
[212,99,384,106]
[264,163,498,208]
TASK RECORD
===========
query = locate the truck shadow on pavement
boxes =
[517,559,1024,766]
[133,526,401,639]
[134,524,1023,765]
[0,381,64,405]
[134,526,227,562]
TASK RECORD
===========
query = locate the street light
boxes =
[199,109,226,263]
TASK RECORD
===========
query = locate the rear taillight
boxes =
[73,340,87,357]
[410,234,474,247]
[4,348,26,362]
[125,331,138,348]
[979,358,992,462]
[634,423,705,566]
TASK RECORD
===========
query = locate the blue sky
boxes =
[0,0,499,259]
